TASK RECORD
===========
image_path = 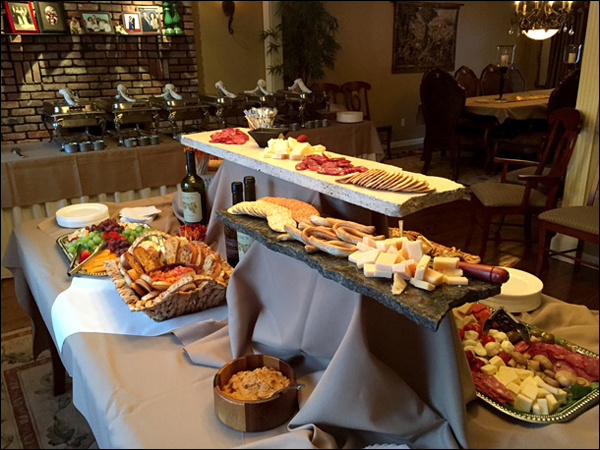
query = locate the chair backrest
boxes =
[420,69,465,139]
[454,65,480,97]
[480,64,502,95]
[341,81,372,120]
[535,107,582,205]
[507,65,526,93]
[310,82,342,105]
[548,69,580,115]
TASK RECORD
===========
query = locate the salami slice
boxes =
[527,342,599,381]
[210,128,250,145]
[295,162,308,171]
[471,370,513,405]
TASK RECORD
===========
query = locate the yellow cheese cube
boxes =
[506,382,522,396]
[537,397,549,415]
[489,355,506,368]
[514,394,534,413]
[481,364,498,375]
[521,381,539,400]
[424,268,445,286]
[531,400,542,415]
[432,256,459,271]
[546,394,559,414]
[514,368,534,381]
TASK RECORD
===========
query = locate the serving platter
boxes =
[474,316,599,423]
[57,233,107,277]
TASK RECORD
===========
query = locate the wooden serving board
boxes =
[216,209,501,331]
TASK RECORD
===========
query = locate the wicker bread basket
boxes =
[104,231,232,321]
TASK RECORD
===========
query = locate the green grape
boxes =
[127,235,135,244]
[81,237,90,246]
[93,235,103,244]
[135,226,144,233]
[123,228,131,236]
[67,243,76,254]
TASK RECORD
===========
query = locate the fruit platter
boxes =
[57,219,154,276]
[454,303,599,423]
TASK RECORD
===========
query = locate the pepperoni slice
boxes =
[295,162,308,171]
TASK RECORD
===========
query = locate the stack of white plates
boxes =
[56,203,110,228]
[480,267,543,313]
[336,111,363,123]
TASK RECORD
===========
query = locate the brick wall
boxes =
[1,1,198,143]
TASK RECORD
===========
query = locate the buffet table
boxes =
[3,193,599,448]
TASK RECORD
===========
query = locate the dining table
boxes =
[3,131,599,448]
[463,89,553,124]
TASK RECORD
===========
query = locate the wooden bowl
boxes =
[213,355,298,432]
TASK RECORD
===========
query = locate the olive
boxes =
[541,332,555,344]
[507,330,521,343]
[530,328,543,338]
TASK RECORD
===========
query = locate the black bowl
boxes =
[248,128,289,148]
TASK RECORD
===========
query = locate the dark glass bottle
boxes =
[224,182,243,267]
[237,176,256,259]
[180,149,208,225]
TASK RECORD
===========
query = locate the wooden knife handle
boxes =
[457,262,510,284]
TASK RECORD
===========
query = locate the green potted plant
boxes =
[260,1,341,87]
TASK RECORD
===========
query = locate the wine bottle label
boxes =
[237,232,255,259]
[181,191,203,223]
[225,237,239,261]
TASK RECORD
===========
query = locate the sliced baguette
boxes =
[133,247,163,273]
[164,236,180,265]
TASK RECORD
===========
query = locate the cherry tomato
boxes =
[296,134,307,143]
[464,323,482,338]
[497,351,511,364]
[480,334,496,345]
[78,249,91,263]
[458,328,465,341]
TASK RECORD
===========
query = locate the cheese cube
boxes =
[354,249,380,269]
[537,388,550,398]
[444,276,469,286]
[287,137,298,147]
[271,153,288,160]
[462,314,477,326]
[363,263,376,277]
[386,245,399,255]
[514,394,534,413]
[364,263,392,278]
[394,252,406,264]
[391,273,407,295]
[531,400,542,415]
[266,138,279,150]
[440,268,464,277]
[375,252,397,271]
[506,382,522,396]
[273,139,289,155]
[514,368,534,381]
[403,241,423,262]
[410,277,435,291]
[262,149,274,158]
[348,251,361,265]
[386,238,406,250]
[289,152,304,161]
[432,257,460,271]
[312,144,326,153]
[454,303,472,316]
[537,398,549,415]
[357,242,372,252]
[363,236,377,248]
[481,364,498,375]
[424,268,445,286]
[546,394,559,413]
[392,259,416,279]
[496,367,519,386]
[554,389,567,403]
[489,355,506,368]
[414,255,431,280]
[376,240,392,252]
[521,381,540,400]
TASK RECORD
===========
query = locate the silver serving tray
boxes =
[56,233,107,277]
[474,319,599,423]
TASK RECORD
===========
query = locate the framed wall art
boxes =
[4,1,38,33]
[122,12,141,33]
[137,5,161,34]
[81,12,113,34]
[34,1,67,33]
[392,1,462,73]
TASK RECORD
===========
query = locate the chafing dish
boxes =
[199,82,250,129]
[150,84,209,139]
[97,85,161,145]
[42,97,108,149]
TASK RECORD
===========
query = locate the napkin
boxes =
[119,206,161,224]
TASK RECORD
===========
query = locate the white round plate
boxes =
[336,111,363,123]
[480,267,543,313]
[56,203,109,228]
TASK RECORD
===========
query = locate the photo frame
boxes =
[122,12,141,34]
[34,1,67,33]
[392,2,462,73]
[137,5,161,34]
[4,1,39,33]
[81,12,113,34]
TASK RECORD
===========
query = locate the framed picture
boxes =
[81,12,113,34]
[34,1,67,33]
[4,1,39,33]
[137,5,161,34]
[122,12,141,34]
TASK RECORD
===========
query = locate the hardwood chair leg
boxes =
[574,239,584,272]
[536,222,550,276]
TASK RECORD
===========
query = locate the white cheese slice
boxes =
[423,268,444,286]
[287,137,298,147]
[489,355,506,368]
[356,242,372,252]
[266,138,279,150]
[536,388,549,399]
[521,381,540,400]
[375,252,397,271]
[534,376,562,396]
[271,153,288,160]
[506,382,522,396]
[364,263,392,278]
[375,240,392,252]
[403,241,423,262]
[312,144,326,153]
[554,389,567,403]
[392,259,416,279]
[288,152,304,161]
[531,400,542,415]
[273,140,289,155]
[432,257,460,271]
[348,251,361,265]
[354,249,380,269]
[514,368,534,381]
[514,394,534,413]
[410,277,435,291]
[386,245,399,255]
[444,276,469,286]
[537,397,549,415]
[414,255,431,280]
[496,367,519,386]
[454,303,472,316]
[440,268,464,277]
[391,273,407,295]
[481,364,498,375]
[363,236,378,248]
[262,150,274,159]
[394,252,406,264]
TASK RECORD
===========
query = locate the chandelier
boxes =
[510,1,576,40]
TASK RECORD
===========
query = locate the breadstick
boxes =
[332,220,376,235]
[335,226,368,245]
[307,236,357,258]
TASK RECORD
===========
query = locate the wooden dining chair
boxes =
[535,183,599,276]
[480,64,503,96]
[507,65,526,93]
[310,82,342,106]
[454,66,481,98]
[465,107,583,261]
[340,81,394,160]
[420,69,492,181]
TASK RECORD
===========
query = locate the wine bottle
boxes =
[237,176,256,259]
[224,182,243,267]
[181,149,208,225]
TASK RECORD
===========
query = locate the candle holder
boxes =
[563,44,582,72]
[496,45,515,100]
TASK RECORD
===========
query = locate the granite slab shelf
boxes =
[216,209,502,331]
[181,129,466,218]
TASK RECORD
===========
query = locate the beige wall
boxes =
[322,1,538,142]
[193,1,265,96]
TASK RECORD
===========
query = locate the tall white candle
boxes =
[568,52,576,64]
[500,54,510,67]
